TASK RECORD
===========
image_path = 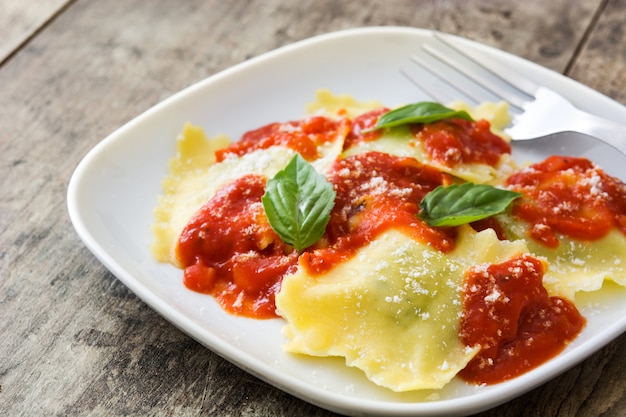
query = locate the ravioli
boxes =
[496,155,626,300]
[339,97,516,184]
[343,129,516,184]
[151,121,346,265]
[276,227,528,391]
[307,88,383,119]
[497,215,626,300]
[151,123,230,263]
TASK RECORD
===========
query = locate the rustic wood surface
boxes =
[0,0,72,64]
[1,0,626,416]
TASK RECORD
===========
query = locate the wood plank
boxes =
[568,0,626,104]
[0,0,73,63]
[2,1,625,416]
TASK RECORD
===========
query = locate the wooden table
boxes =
[2,1,626,416]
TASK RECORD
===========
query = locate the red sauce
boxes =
[415,118,511,167]
[342,110,511,169]
[459,254,585,385]
[301,152,456,274]
[343,108,389,149]
[176,174,297,318]
[214,116,351,162]
[506,155,626,248]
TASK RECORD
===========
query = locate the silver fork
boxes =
[402,32,626,155]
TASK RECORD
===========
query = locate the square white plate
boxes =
[67,27,626,417]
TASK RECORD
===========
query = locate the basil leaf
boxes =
[419,183,522,227]
[373,102,473,130]
[262,154,336,252]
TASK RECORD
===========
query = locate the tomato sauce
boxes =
[342,109,511,169]
[415,118,511,167]
[506,155,626,248]
[342,108,388,149]
[301,151,456,274]
[214,116,351,162]
[176,174,297,318]
[459,254,585,384]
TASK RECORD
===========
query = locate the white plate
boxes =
[67,27,626,417]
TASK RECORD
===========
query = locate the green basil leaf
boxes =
[262,154,336,252]
[419,183,522,227]
[373,102,473,130]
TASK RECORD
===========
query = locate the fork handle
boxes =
[572,111,626,154]
[540,88,626,154]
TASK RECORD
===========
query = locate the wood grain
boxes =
[568,0,626,103]
[0,0,73,63]
[1,1,625,416]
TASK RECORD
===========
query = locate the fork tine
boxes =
[424,32,540,111]
[420,44,525,111]
[403,56,484,104]
[433,33,540,97]
[401,49,499,105]
[400,67,450,104]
